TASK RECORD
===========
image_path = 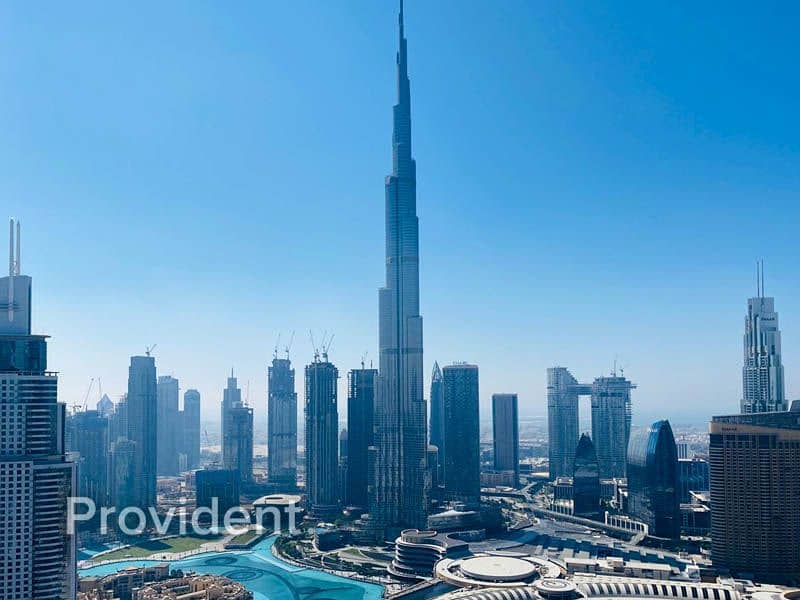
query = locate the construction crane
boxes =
[71,378,95,414]
[203,429,211,446]
[145,344,157,357]
[285,330,295,359]
[273,332,282,360]
[322,333,334,361]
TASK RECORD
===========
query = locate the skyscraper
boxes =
[0,219,76,600]
[372,0,428,536]
[157,375,179,475]
[67,409,110,510]
[573,433,601,521]
[709,406,800,584]
[221,370,241,442]
[305,354,340,517]
[268,356,297,487]
[110,437,137,512]
[429,362,444,451]
[492,393,519,487]
[547,367,580,478]
[97,393,115,417]
[221,375,253,486]
[678,457,709,504]
[741,275,786,413]
[429,361,444,486]
[196,468,240,523]
[442,363,481,507]
[222,372,254,485]
[591,375,633,479]
[347,367,377,508]
[182,388,201,470]
[127,354,158,508]
[627,420,681,540]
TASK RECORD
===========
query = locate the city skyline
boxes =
[4,2,800,426]
[4,2,800,596]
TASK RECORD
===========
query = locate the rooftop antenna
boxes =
[6,220,11,323]
[145,344,157,357]
[9,218,21,276]
[761,259,765,298]
[7,218,20,323]
[285,330,295,359]
[8,219,13,278]
[756,261,761,298]
[15,219,20,275]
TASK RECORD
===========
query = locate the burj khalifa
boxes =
[371,0,428,536]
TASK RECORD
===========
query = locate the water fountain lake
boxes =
[79,536,383,600]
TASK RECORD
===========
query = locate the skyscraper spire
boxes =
[372,0,428,537]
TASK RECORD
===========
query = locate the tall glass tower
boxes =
[573,433,601,521]
[742,280,785,413]
[346,367,377,509]
[372,0,428,535]
[126,354,157,508]
[442,363,481,508]
[156,375,179,475]
[627,420,681,539]
[268,356,297,487]
[547,367,581,479]
[0,219,76,600]
[305,354,339,518]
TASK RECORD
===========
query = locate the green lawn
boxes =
[91,534,223,563]
[228,529,261,546]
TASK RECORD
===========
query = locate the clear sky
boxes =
[2,1,799,427]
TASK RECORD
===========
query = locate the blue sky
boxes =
[2,1,798,426]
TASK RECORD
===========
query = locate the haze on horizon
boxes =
[2,1,798,426]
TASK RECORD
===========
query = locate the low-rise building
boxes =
[132,574,252,599]
[79,564,170,600]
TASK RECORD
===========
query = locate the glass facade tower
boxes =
[268,357,297,487]
[0,220,76,600]
[442,363,480,507]
[372,0,428,536]
[626,419,681,539]
[573,433,601,520]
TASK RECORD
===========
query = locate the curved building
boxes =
[435,553,562,589]
[389,529,468,581]
[573,434,600,521]
[437,576,747,600]
[626,420,680,539]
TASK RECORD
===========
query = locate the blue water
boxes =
[77,543,123,562]
[79,537,383,600]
